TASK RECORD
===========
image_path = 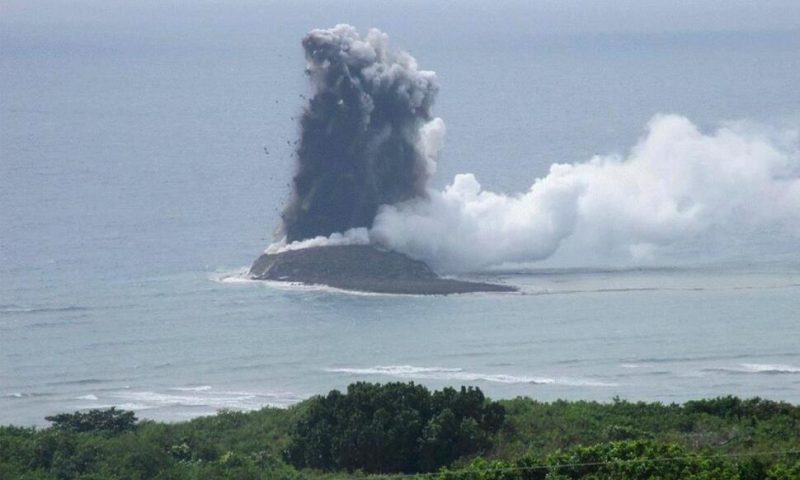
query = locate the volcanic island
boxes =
[249,245,516,295]
[249,27,517,295]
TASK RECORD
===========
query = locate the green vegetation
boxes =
[287,383,504,473]
[1,385,798,480]
[45,408,137,435]
[436,440,800,479]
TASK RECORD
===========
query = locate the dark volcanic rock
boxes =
[249,245,516,295]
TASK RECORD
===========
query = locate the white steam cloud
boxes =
[271,114,800,272]
[267,27,800,272]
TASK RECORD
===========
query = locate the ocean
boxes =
[2,1,799,426]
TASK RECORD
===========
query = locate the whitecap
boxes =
[170,385,212,392]
[739,363,800,374]
[105,387,303,413]
[325,365,617,387]
[0,304,88,315]
[210,268,253,284]
[702,363,800,375]
[326,365,463,376]
[3,392,51,399]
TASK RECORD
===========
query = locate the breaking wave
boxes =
[704,363,800,375]
[100,386,305,412]
[0,304,89,315]
[325,365,617,387]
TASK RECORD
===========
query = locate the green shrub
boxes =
[437,440,784,480]
[45,408,137,434]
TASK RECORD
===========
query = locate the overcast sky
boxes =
[3,0,800,37]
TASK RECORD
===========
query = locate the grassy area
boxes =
[1,384,798,479]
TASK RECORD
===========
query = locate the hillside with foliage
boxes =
[1,383,798,479]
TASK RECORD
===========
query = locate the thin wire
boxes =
[374,448,800,479]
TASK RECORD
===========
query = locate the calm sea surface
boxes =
[2,3,799,425]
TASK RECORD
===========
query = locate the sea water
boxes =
[2,2,799,425]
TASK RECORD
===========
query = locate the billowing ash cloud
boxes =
[280,25,443,242]
[271,27,800,272]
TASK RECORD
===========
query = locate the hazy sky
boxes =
[3,0,800,37]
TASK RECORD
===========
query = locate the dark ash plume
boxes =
[280,25,439,242]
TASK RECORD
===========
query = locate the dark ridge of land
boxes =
[249,245,516,294]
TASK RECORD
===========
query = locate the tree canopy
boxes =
[287,382,506,473]
[45,407,137,434]
[1,387,799,479]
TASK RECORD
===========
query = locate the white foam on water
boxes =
[0,304,88,315]
[212,269,343,291]
[327,366,463,376]
[213,271,430,297]
[701,363,800,375]
[2,392,52,399]
[620,363,644,369]
[739,363,800,374]
[102,387,304,413]
[112,390,255,409]
[115,403,158,411]
[326,365,617,387]
[77,394,99,401]
[170,385,212,392]
[211,268,254,285]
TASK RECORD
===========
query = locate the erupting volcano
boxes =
[250,25,514,294]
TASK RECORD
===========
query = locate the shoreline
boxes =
[249,245,517,295]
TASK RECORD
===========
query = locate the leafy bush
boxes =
[492,395,800,459]
[45,408,137,434]
[286,382,505,473]
[437,440,778,480]
[683,396,798,421]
